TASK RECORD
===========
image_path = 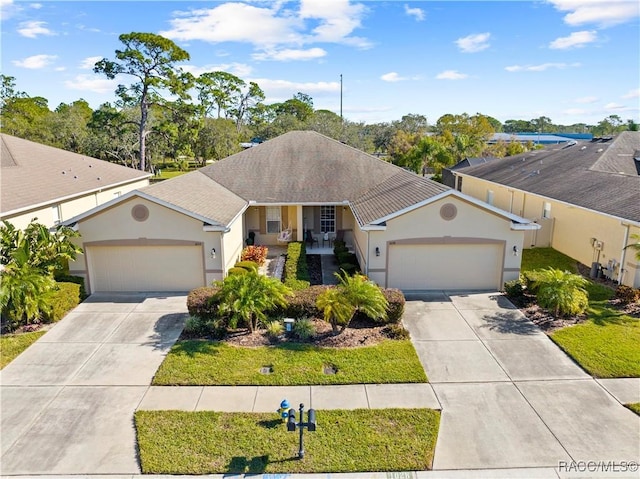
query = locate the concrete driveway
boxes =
[0,293,187,475]
[403,291,640,471]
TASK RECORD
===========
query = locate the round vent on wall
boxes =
[440,203,457,221]
[131,204,149,222]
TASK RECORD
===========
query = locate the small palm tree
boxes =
[317,272,388,334]
[624,234,640,261]
[532,267,589,316]
[215,271,291,333]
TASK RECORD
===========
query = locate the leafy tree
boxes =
[503,119,535,133]
[94,32,192,171]
[196,117,241,164]
[394,113,429,134]
[228,81,265,132]
[307,109,343,139]
[531,116,553,134]
[85,103,140,167]
[316,272,388,334]
[50,100,93,152]
[195,71,245,119]
[532,268,589,316]
[215,271,291,333]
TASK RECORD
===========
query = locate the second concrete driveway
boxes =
[403,291,640,471]
[0,293,187,475]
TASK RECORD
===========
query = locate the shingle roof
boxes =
[1,133,150,215]
[454,131,640,223]
[142,171,247,227]
[193,130,450,226]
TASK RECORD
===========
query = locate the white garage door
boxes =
[88,245,204,292]
[388,243,503,290]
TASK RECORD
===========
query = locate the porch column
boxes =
[296,205,304,241]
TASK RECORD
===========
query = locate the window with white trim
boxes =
[266,206,281,234]
[320,205,336,233]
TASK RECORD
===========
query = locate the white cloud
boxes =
[574,95,599,103]
[455,32,490,53]
[404,4,425,21]
[505,62,581,72]
[563,107,588,115]
[549,30,597,49]
[604,102,631,111]
[622,88,640,99]
[12,54,57,69]
[547,0,640,28]
[0,0,20,21]
[252,47,327,61]
[17,20,55,38]
[64,74,117,93]
[252,78,340,96]
[381,72,403,82]
[30,3,42,9]
[79,56,103,69]
[436,70,468,80]
[183,62,253,78]
[160,1,371,53]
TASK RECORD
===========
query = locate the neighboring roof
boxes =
[453,131,640,224]
[1,134,150,216]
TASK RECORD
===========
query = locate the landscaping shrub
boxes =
[43,282,80,323]
[504,279,525,298]
[187,286,221,320]
[291,318,316,341]
[227,267,249,276]
[234,261,259,272]
[265,320,284,340]
[284,242,310,290]
[522,270,544,294]
[54,273,87,300]
[338,262,358,275]
[241,245,268,266]
[615,285,640,304]
[532,268,589,316]
[333,240,347,254]
[381,288,405,323]
[282,285,330,318]
[383,323,411,340]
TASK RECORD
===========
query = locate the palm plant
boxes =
[317,272,388,334]
[215,271,291,333]
[532,267,589,316]
[624,234,640,261]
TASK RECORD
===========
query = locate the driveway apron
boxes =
[403,291,640,471]
[0,293,187,475]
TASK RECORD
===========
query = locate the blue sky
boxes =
[2,0,639,126]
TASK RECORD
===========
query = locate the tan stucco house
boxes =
[63,131,538,294]
[1,134,151,229]
[445,131,640,288]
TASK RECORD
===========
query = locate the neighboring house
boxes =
[445,132,640,288]
[1,134,151,229]
[63,131,538,294]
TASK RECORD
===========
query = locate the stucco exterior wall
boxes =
[356,195,524,288]
[2,180,149,230]
[221,214,245,281]
[458,175,640,287]
[69,196,222,293]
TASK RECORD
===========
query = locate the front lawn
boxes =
[152,339,427,385]
[135,408,440,474]
[0,331,45,369]
[521,248,639,378]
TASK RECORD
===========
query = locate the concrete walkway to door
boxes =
[402,291,640,471]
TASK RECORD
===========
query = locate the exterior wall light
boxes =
[375,247,380,257]
[210,248,216,259]
[513,245,518,256]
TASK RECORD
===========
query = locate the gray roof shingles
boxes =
[1,133,150,215]
[455,131,640,223]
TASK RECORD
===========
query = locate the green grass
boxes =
[135,408,440,474]
[152,340,427,385]
[522,248,639,378]
[0,331,45,369]
[626,403,640,415]
[521,247,578,273]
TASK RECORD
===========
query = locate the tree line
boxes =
[1,32,637,176]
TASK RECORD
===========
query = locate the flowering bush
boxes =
[241,245,268,266]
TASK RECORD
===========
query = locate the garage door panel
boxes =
[88,246,204,292]
[388,243,502,290]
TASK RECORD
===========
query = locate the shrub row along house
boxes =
[49,131,534,294]
[444,131,640,288]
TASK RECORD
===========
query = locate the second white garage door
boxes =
[87,245,205,292]
[387,243,503,290]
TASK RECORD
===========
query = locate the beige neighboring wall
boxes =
[2,179,149,230]
[68,196,222,294]
[459,175,640,287]
[221,213,245,279]
[357,195,524,289]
